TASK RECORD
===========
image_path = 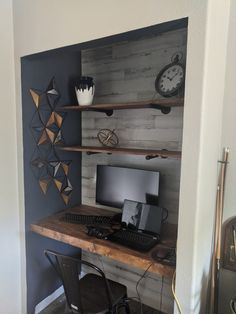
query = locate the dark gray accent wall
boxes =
[21,50,82,314]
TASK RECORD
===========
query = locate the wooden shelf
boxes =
[59,146,181,159]
[31,204,176,278]
[57,98,184,116]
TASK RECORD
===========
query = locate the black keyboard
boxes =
[62,213,113,226]
[108,228,159,252]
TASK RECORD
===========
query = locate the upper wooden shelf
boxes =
[59,146,181,160]
[57,98,184,116]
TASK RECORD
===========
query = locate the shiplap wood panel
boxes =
[81,27,187,313]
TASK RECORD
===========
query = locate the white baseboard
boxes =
[34,285,64,314]
[34,271,86,314]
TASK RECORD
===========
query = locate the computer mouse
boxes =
[153,247,170,259]
[151,247,176,265]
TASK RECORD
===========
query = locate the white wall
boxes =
[0,0,21,313]
[11,0,233,313]
[221,1,236,222]
[176,1,230,312]
[218,5,236,311]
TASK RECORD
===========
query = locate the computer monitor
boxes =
[96,165,160,209]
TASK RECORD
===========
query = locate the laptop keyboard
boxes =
[108,228,159,252]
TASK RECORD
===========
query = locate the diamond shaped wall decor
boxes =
[29,77,73,205]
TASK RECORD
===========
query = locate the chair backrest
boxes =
[44,249,112,313]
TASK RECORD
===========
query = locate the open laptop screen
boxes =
[122,199,163,235]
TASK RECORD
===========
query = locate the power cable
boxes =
[135,263,153,314]
[171,270,183,314]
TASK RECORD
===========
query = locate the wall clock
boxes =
[155,52,185,97]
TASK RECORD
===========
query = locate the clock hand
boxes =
[169,70,180,81]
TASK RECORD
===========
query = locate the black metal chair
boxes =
[44,249,130,314]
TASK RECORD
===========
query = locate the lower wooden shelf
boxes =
[58,146,181,160]
[31,204,177,278]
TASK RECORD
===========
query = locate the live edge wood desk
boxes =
[31,204,176,278]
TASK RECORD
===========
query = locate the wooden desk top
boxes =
[31,204,177,278]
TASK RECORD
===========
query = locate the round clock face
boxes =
[155,63,185,97]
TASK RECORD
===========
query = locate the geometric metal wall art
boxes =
[29,77,73,205]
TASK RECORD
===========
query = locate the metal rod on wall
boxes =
[209,147,229,314]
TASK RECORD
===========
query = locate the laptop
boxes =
[108,199,166,252]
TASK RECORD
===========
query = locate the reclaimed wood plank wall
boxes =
[81,28,187,313]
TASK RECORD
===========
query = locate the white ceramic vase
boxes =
[75,76,95,106]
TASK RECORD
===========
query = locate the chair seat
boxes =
[79,273,127,314]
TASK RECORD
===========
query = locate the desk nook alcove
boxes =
[22,18,188,314]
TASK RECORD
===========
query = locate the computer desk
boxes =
[31,204,177,278]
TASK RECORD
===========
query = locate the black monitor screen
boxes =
[96,165,160,209]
